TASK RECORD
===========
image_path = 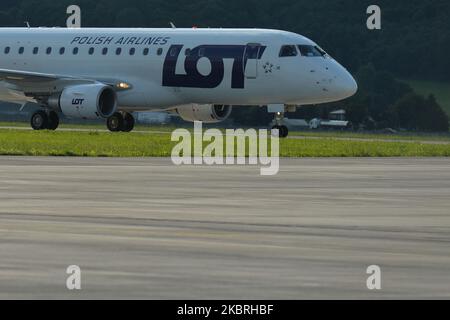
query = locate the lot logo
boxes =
[72,98,84,105]
[171,122,279,176]
[163,45,266,89]
[66,5,81,28]
[66,265,82,290]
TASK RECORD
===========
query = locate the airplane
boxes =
[0,27,357,138]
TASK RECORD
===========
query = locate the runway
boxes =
[0,157,450,299]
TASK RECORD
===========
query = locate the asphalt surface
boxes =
[0,157,450,299]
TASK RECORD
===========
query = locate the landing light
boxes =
[116,82,131,90]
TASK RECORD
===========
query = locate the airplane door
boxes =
[244,43,261,79]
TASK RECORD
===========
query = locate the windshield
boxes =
[298,45,326,57]
[279,45,298,57]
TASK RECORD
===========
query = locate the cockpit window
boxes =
[298,45,326,57]
[279,45,298,57]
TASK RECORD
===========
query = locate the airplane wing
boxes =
[0,68,125,104]
[0,68,72,83]
[0,69,95,85]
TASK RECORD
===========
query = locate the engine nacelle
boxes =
[175,104,232,123]
[49,84,117,120]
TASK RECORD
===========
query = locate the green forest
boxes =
[1,0,449,131]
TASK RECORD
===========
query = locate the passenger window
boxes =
[298,45,324,57]
[157,48,163,56]
[33,47,39,54]
[102,48,108,55]
[116,48,122,55]
[129,48,135,55]
[4,47,10,54]
[279,45,298,57]
[19,47,24,54]
[143,48,149,56]
[73,47,79,55]
[59,47,65,55]
[89,47,94,55]
[46,47,52,55]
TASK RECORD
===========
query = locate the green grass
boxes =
[403,79,450,116]
[2,121,450,142]
[281,138,450,157]
[290,131,450,142]
[0,128,450,157]
[0,129,173,157]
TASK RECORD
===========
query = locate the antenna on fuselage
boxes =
[169,22,176,29]
[24,21,31,28]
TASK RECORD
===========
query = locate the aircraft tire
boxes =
[47,111,60,131]
[122,112,135,132]
[107,112,124,132]
[272,125,289,138]
[30,110,49,130]
[280,125,289,138]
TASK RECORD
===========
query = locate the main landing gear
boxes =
[30,110,60,130]
[272,112,289,138]
[106,112,135,132]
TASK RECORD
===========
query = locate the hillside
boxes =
[404,80,450,116]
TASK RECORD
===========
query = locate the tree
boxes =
[392,93,449,132]
[115,7,145,27]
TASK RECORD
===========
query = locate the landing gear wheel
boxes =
[279,125,289,138]
[30,111,49,130]
[272,125,289,138]
[271,110,289,138]
[107,112,124,132]
[47,111,60,131]
[122,112,135,132]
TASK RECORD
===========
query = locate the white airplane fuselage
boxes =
[0,28,357,111]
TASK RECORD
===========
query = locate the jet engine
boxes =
[48,84,117,120]
[175,104,232,123]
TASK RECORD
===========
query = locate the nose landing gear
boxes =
[267,104,298,138]
[271,112,289,138]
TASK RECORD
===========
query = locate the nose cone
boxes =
[338,71,358,99]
